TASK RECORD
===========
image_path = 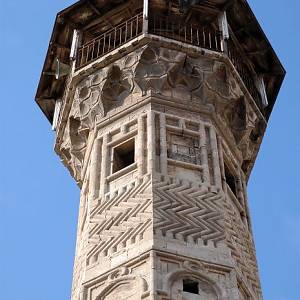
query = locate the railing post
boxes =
[218,11,229,53]
[143,0,149,34]
[70,29,82,60]
[52,98,62,131]
[255,75,269,107]
[70,29,82,70]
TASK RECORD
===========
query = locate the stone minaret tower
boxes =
[36,1,285,299]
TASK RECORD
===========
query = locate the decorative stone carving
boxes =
[101,65,134,105]
[224,192,262,296]
[182,260,206,273]
[153,175,226,245]
[59,44,261,182]
[167,55,204,100]
[87,174,152,265]
[96,272,148,300]
[54,43,264,300]
[134,46,173,95]
[223,96,264,164]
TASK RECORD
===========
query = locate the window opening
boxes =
[167,134,201,165]
[183,279,199,295]
[113,139,135,173]
[225,164,237,198]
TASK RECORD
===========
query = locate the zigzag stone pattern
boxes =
[87,175,153,266]
[153,175,225,245]
[224,193,262,298]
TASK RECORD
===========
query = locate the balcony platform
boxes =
[35,0,285,123]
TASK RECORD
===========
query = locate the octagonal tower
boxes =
[36,1,285,299]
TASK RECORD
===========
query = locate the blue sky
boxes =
[0,1,299,299]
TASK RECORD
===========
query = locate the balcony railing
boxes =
[227,39,262,109]
[149,16,223,52]
[76,13,143,69]
[75,13,262,110]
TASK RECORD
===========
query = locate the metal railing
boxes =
[76,13,143,69]
[75,13,262,110]
[227,39,262,109]
[149,15,223,52]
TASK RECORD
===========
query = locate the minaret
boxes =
[36,1,285,299]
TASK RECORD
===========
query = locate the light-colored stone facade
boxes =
[54,41,263,300]
[36,2,285,299]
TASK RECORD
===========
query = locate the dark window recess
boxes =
[225,165,237,198]
[183,279,199,295]
[113,139,135,173]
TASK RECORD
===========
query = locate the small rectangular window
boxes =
[113,139,135,173]
[183,279,199,294]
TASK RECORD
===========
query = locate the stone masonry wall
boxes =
[56,44,264,300]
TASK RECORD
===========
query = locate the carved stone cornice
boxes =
[56,42,265,184]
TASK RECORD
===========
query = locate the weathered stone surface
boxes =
[58,45,263,186]
[53,41,265,300]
